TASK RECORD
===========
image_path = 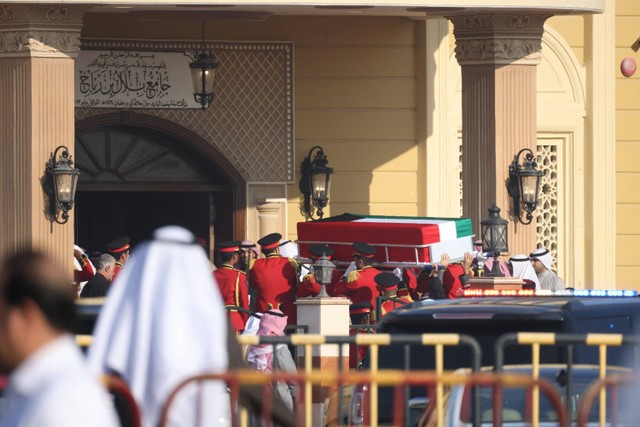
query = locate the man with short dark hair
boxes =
[80,253,116,298]
[0,251,118,427]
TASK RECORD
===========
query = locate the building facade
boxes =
[2,0,636,290]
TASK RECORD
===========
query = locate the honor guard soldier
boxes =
[249,232,299,325]
[334,242,381,315]
[213,241,249,332]
[105,236,130,280]
[297,244,342,298]
[349,301,374,370]
[375,272,413,317]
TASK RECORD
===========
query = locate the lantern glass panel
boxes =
[53,169,79,204]
[520,174,539,205]
[313,257,335,285]
[310,170,329,202]
[203,68,216,93]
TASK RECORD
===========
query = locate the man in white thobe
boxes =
[530,248,566,291]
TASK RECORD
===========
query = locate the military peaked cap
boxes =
[257,232,282,250]
[105,236,130,253]
[374,272,402,289]
[216,240,241,253]
[308,244,335,259]
[352,242,376,258]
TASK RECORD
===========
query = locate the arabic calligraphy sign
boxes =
[75,50,200,109]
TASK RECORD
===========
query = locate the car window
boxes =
[456,369,633,424]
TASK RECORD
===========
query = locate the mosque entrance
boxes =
[73,119,243,258]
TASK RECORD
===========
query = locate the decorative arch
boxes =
[75,111,246,240]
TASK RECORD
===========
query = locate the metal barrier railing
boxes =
[76,331,640,427]
[576,373,639,427]
[158,369,567,427]
[237,333,481,427]
[495,332,640,427]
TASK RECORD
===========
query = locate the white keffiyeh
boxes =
[510,254,541,290]
[530,247,553,271]
[88,226,229,427]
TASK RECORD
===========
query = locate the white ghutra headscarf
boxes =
[530,247,554,271]
[88,226,229,427]
[510,254,541,290]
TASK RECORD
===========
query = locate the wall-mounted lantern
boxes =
[300,146,333,220]
[507,148,545,225]
[44,146,80,224]
[189,21,219,110]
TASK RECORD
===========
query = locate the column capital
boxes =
[0,5,88,58]
[447,14,552,66]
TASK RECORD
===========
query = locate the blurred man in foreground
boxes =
[0,251,118,427]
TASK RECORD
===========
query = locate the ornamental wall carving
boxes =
[0,30,81,56]
[0,6,85,27]
[448,14,551,65]
[0,5,86,57]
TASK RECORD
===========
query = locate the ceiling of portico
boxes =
[1,0,604,18]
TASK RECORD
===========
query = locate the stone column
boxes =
[256,200,282,239]
[296,297,350,426]
[0,5,86,272]
[447,13,551,256]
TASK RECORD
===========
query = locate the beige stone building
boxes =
[1,0,637,290]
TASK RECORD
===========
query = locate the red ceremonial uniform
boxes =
[443,264,465,299]
[334,266,381,310]
[214,264,249,332]
[296,269,342,298]
[401,268,424,300]
[249,253,299,324]
[379,295,413,317]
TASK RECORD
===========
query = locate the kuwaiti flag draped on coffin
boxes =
[297,213,473,264]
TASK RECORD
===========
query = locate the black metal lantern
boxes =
[480,204,509,255]
[45,146,80,224]
[300,146,333,220]
[312,253,336,298]
[189,22,219,110]
[508,148,545,225]
[480,204,509,277]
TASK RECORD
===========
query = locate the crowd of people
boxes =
[72,232,566,334]
[0,226,568,425]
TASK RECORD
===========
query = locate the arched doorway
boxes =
[74,112,246,259]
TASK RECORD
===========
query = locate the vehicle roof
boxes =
[379,296,640,327]
[467,364,631,374]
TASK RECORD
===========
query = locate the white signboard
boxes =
[75,50,200,109]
